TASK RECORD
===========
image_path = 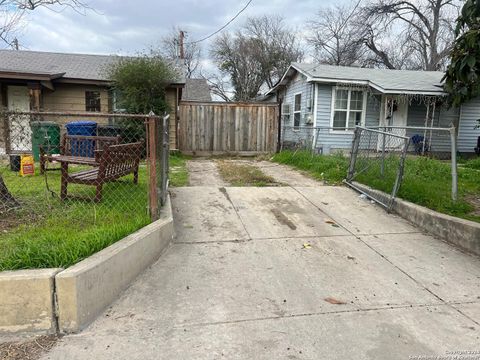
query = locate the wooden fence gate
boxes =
[178,101,279,154]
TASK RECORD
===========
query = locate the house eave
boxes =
[0,71,65,81]
[309,77,445,96]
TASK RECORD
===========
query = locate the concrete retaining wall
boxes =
[351,182,480,256]
[0,268,62,335]
[56,197,174,333]
[0,196,174,336]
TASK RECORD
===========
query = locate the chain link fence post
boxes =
[388,137,409,211]
[148,112,159,221]
[380,126,386,177]
[347,127,362,182]
[450,126,458,202]
[160,114,170,207]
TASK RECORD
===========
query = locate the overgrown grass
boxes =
[0,154,187,271]
[169,153,190,187]
[463,157,480,170]
[0,165,151,270]
[272,151,349,185]
[272,150,480,223]
[217,160,279,186]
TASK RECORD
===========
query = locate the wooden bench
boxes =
[59,141,144,203]
[40,135,121,173]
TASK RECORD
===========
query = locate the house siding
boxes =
[165,88,178,149]
[281,75,384,154]
[281,72,313,128]
[315,85,381,154]
[279,70,463,155]
[42,84,110,127]
[458,96,480,153]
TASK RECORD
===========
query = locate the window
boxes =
[85,91,101,112]
[332,88,365,130]
[293,93,301,128]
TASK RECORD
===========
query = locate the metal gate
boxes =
[345,127,410,211]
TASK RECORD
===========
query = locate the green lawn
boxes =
[0,154,188,271]
[272,150,480,223]
[169,153,189,187]
[462,157,480,170]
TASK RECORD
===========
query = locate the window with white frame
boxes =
[293,93,301,128]
[331,88,366,130]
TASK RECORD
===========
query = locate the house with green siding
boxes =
[268,63,479,156]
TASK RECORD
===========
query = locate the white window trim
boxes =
[293,92,302,129]
[329,87,367,134]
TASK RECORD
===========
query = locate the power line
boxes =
[186,0,254,44]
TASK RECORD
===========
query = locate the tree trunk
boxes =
[0,175,19,212]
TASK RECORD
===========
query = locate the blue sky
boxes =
[16,0,345,56]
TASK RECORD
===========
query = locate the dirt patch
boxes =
[0,335,58,360]
[466,194,480,217]
[271,208,297,230]
[216,161,280,187]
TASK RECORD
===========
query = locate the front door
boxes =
[378,95,409,150]
[7,86,31,152]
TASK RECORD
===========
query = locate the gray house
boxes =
[268,63,480,155]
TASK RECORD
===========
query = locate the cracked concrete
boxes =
[41,160,480,359]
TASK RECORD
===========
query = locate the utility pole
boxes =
[12,38,19,50]
[179,30,185,60]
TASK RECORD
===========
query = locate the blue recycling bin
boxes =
[65,121,98,157]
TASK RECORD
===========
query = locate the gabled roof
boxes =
[0,50,119,82]
[183,78,212,101]
[272,63,446,96]
[0,49,186,85]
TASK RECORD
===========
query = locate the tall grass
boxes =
[0,165,151,270]
[169,152,190,187]
[463,157,480,170]
[272,150,480,223]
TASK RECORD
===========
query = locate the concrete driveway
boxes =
[42,161,480,360]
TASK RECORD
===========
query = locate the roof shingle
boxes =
[0,49,186,84]
[289,63,445,94]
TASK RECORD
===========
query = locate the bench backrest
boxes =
[62,135,121,158]
[98,141,144,180]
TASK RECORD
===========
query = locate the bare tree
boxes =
[307,1,367,66]
[0,0,90,48]
[243,16,304,89]
[361,0,461,70]
[211,32,265,101]
[158,28,201,78]
[210,16,303,101]
[201,72,233,102]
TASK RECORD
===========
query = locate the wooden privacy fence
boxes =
[178,101,279,154]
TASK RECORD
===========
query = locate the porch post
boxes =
[27,82,41,111]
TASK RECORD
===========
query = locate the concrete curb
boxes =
[0,268,62,335]
[0,195,174,336]
[351,182,480,256]
[55,195,174,333]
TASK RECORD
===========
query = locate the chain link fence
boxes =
[345,127,410,210]
[281,125,455,158]
[280,125,459,208]
[0,111,169,236]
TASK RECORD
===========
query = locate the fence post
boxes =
[148,112,159,221]
[389,137,409,211]
[347,127,362,182]
[380,126,386,177]
[161,114,170,206]
[450,126,458,202]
